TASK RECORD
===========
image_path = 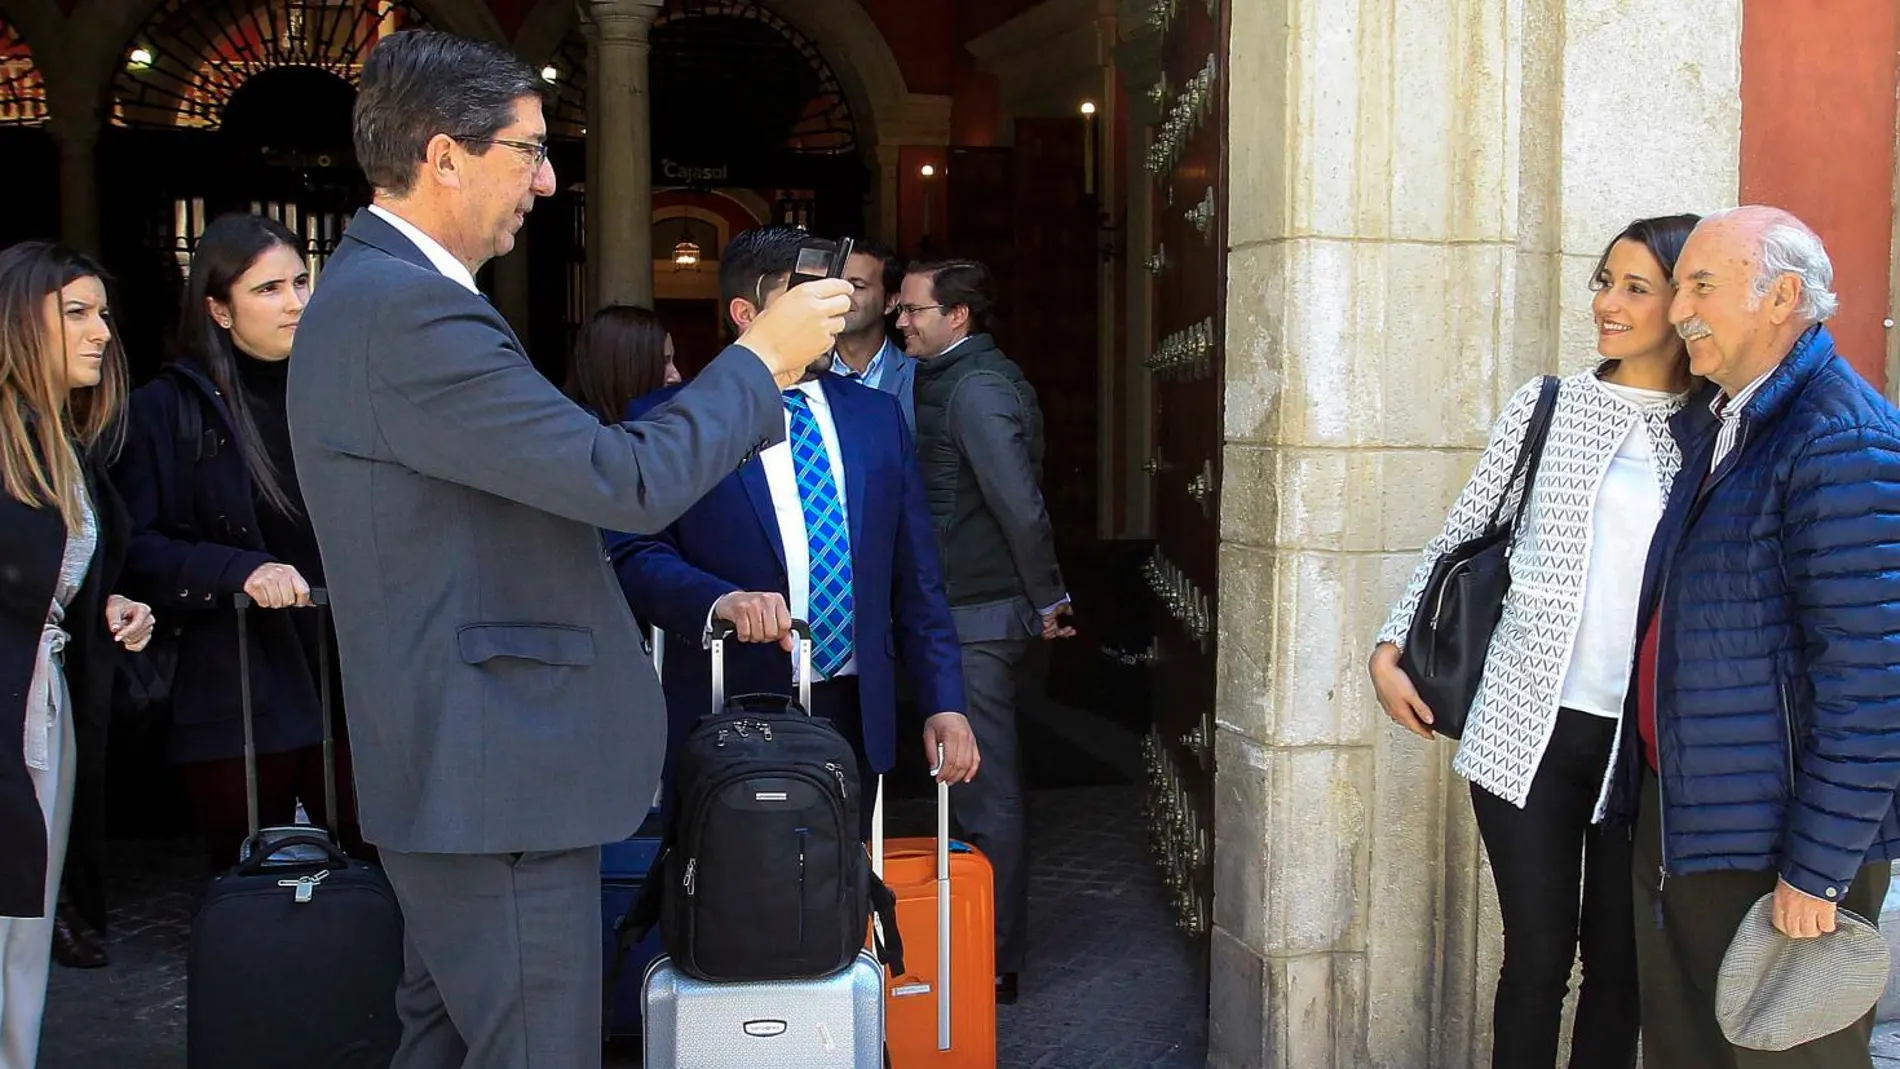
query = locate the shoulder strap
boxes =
[1487,375,1560,536]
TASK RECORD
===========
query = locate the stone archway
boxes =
[513,0,943,240]
[515,0,909,163]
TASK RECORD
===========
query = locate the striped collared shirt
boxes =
[1710,368,1776,470]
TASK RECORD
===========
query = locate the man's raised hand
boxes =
[740,278,852,388]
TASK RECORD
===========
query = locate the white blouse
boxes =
[1559,381,1681,717]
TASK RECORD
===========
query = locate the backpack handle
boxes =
[708,618,812,715]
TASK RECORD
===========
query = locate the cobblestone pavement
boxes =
[41,785,1207,1069]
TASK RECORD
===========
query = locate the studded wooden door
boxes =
[1138,0,1226,945]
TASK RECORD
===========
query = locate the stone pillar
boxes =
[48,115,101,256]
[873,141,903,244]
[583,0,662,310]
[1210,1,1742,1066]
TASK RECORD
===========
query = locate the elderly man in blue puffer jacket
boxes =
[1608,205,1900,1068]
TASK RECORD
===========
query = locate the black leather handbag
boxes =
[1398,376,1559,739]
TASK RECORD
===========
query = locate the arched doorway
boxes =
[0,15,57,249]
[527,0,870,365]
[99,0,434,378]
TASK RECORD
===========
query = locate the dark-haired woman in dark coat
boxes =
[110,213,365,870]
[0,239,154,1067]
[563,303,682,423]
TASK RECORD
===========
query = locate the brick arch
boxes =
[0,10,49,125]
[55,0,507,122]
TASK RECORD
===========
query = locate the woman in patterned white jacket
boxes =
[1369,214,1701,1069]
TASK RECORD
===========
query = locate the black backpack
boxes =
[623,624,901,986]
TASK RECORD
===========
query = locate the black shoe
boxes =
[51,908,108,969]
[994,972,1019,1006]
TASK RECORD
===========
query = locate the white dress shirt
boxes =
[368,205,480,295]
[705,380,855,682]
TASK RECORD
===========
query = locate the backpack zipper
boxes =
[824,761,849,800]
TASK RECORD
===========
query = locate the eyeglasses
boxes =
[455,135,549,167]
[894,303,946,318]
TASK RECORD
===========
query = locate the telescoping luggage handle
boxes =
[233,589,335,847]
[707,617,813,714]
[871,743,954,1052]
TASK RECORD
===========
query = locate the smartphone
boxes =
[788,235,854,289]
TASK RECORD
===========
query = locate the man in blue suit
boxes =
[831,239,917,433]
[609,227,978,834]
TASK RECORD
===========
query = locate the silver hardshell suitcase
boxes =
[640,950,886,1068]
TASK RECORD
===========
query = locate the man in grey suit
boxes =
[895,259,1073,1005]
[832,239,917,432]
[285,30,852,1068]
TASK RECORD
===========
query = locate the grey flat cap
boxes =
[1715,892,1890,1051]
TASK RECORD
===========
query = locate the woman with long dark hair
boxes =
[110,213,363,870]
[563,303,682,422]
[1370,214,1705,1067]
[0,240,154,1067]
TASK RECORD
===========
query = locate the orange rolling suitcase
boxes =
[873,754,997,1069]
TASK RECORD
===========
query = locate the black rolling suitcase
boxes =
[186,590,404,1069]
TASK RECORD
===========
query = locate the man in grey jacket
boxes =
[286,30,850,1068]
[897,259,1072,1004]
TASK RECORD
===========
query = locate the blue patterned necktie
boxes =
[783,390,854,677]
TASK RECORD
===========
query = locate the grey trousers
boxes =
[954,638,1029,974]
[379,846,602,1069]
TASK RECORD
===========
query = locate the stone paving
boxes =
[39,785,1208,1069]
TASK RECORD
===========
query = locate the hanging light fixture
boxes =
[673,239,702,270]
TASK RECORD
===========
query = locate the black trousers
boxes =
[1633,768,1889,1068]
[1469,708,1637,1069]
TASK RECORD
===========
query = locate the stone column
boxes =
[583,0,662,310]
[1210,1,1742,1066]
[873,141,903,244]
[47,114,101,256]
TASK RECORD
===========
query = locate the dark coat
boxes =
[109,363,324,764]
[0,454,129,917]
[1608,326,1900,901]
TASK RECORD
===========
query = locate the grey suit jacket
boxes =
[944,362,1067,643]
[287,210,784,854]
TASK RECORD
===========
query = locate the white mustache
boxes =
[1676,317,1713,341]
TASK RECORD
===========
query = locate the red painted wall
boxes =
[1740,0,1899,387]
